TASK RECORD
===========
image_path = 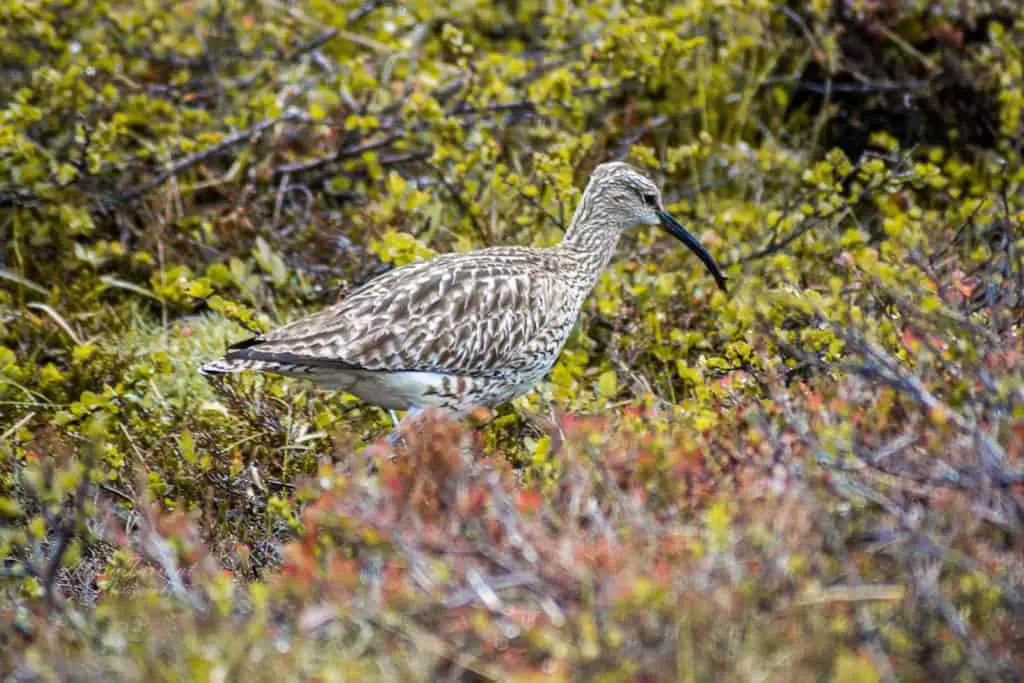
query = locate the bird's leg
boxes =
[545,400,566,443]
[385,405,423,445]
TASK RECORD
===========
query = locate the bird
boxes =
[200,162,728,418]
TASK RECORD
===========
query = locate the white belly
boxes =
[307,369,452,411]
[279,353,559,411]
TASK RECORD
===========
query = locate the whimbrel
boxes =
[200,162,727,413]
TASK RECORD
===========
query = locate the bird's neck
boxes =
[559,202,622,282]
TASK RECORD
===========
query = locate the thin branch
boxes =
[42,461,92,607]
[116,112,302,202]
[273,131,403,175]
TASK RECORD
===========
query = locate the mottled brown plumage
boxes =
[200,162,727,410]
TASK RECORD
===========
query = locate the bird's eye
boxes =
[641,192,657,207]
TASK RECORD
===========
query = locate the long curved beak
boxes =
[658,211,728,292]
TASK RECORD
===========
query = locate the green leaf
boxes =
[180,429,196,464]
[598,370,617,397]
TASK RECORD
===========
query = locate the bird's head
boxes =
[572,161,728,292]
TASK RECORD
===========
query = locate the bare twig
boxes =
[117,112,302,202]
[273,131,402,175]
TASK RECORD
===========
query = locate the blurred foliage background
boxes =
[1,0,1022,680]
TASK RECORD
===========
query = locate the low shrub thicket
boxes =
[1,1,1022,680]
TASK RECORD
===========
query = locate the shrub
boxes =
[1,0,1022,680]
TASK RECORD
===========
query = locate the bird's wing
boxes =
[223,249,569,377]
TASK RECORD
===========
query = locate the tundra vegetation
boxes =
[1,1,1022,680]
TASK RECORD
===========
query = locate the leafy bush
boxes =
[1,0,1022,680]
